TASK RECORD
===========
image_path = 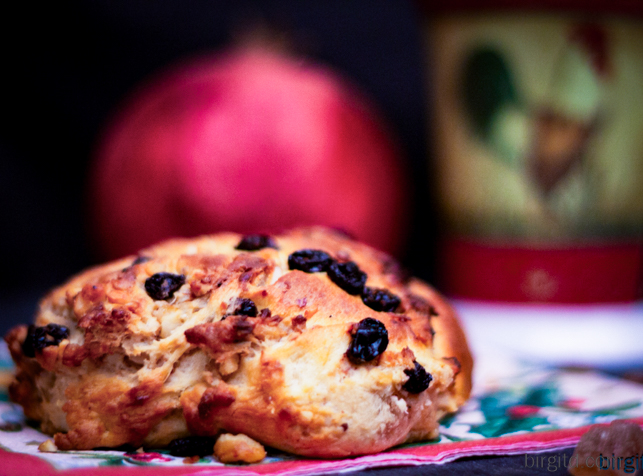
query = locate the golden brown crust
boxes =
[407,280,473,407]
[4,226,472,457]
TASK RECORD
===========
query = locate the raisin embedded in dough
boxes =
[144,272,186,300]
[235,235,277,251]
[328,261,367,295]
[403,361,433,393]
[22,324,69,358]
[346,318,389,364]
[361,287,401,312]
[230,298,258,317]
[288,249,333,273]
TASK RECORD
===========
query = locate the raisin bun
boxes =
[5,227,472,458]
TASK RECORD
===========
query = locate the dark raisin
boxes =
[235,234,278,251]
[361,287,401,312]
[328,261,366,295]
[231,298,257,317]
[45,323,69,342]
[132,256,151,265]
[403,361,433,393]
[22,323,70,358]
[167,436,218,457]
[144,273,186,300]
[346,318,388,364]
[288,249,333,273]
[22,326,38,357]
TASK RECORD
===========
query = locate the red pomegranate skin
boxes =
[88,46,409,260]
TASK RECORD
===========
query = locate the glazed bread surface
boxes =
[5,227,472,457]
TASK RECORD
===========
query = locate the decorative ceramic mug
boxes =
[423,5,643,302]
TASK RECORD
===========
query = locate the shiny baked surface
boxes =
[5,226,472,457]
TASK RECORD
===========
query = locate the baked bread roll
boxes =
[5,227,472,458]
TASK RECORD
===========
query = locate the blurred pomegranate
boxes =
[88,45,409,260]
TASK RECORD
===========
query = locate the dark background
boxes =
[0,0,435,337]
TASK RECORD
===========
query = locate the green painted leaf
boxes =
[471,417,511,438]
[523,385,558,407]
[472,415,551,438]
[461,47,519,140]
[439,413,458,428]
[479,391,521,419]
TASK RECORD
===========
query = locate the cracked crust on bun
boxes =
[5,227,472,458]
